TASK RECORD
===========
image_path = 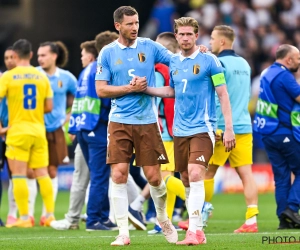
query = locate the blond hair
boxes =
[156,32,179,53]
[174,17,199,34]
[213,25,235,42]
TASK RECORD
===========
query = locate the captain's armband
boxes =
[212,73,226,87]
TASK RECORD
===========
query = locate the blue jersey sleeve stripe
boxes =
[206,53,221,67]
[98,41,117,63]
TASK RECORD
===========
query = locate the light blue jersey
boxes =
[37,67,77,132]
[170,51,225,137]
[95,38,171,125]
[216,50,252,134]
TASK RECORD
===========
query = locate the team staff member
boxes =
[205,25,259,233]
[0,39,54,228]
[37,41,77,225]
[254,44,300,229]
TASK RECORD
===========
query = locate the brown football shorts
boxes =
[46,126,69,167]
[107,121,169,166]
[174,132,214,172]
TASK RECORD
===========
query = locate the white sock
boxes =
[112,181,129,237]
[85,182,90,206]
[42,176,58,216]
[127,174,139,204]
[185,187,190,212]
[188,181,205,233]
[52,176,58,200]
[130,195,145,212]
[27,178,37,217]
[246,205,257,225]
[246,216,257,225]
[108,178,115,223]
[149,180,168,223]
[7,180,17,218]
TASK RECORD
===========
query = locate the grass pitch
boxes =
[0,192,299,249]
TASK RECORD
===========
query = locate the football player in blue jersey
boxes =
[37,41,77,225]
[96,6,178,246]
[145,17,235,245]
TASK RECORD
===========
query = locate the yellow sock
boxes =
[246,206,259,220]
[166,191,176,219]
[164,175,186,220]
[37,175,54,214]
[12,176,29,216]
[204,178,214,202]
[164,175,186,200]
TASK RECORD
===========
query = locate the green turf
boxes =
[0,192,299,249]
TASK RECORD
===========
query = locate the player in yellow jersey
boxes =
[0,39,55,228]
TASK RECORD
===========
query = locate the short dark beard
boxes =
[290,66,299,73]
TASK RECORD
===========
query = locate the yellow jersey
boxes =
[0,66,53,138]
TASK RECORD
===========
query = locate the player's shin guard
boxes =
[12,176,29,216]
[37,175,54,214]
[204,178,214,202]
[112,182,129,237]
[149,180,168,222]
[188,181,205,233]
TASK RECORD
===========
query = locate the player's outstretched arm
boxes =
[215,85,235,152]
[144,86,174,98]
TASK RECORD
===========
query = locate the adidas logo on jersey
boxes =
[196,155,205,162]
[283,137,290,143]
[115,58,123,65]
[157,154,166,160]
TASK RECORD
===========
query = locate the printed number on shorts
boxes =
[182,79,188,93]
[23,84,36,109]
[69,114,86,127]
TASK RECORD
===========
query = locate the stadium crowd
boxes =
[145,0,300,162]
[0,1,300,247]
